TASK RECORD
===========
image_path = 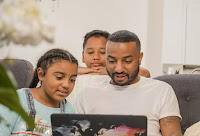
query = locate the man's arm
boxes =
[160,116,183,136]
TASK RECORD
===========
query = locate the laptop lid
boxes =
[51,114,147,136]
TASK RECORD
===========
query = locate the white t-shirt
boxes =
[67,75,109,105]
[75,76,181,136]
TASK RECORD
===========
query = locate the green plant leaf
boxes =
[0,63,35,130]
[175,68,180,74]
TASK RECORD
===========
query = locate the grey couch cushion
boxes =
[154,74,200,133]
[0,59,34,89]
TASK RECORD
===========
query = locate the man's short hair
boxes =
[107,30,141,52]
[83,30,110,50]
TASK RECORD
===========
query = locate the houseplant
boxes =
[0,0,54,130]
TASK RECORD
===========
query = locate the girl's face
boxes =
[82,36,107,68]
[39,60,78,103]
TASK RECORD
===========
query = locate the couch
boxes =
[154,74,200,133]
[0,59,34,89]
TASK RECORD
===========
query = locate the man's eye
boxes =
[125,61,132,64]
[108,60,115,64]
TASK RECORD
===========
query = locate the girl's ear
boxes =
[37,68,45,81]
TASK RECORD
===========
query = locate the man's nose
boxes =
[115,62,124,73]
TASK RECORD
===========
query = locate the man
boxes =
[75,30,182,136]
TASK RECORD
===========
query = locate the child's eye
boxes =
[100,52,105,54]
[56,77,63,80]
[87,52,94,54]
[70,79,76,82]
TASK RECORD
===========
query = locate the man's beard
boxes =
[106,65,140,86]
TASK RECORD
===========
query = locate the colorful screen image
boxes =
[51,114,147,136]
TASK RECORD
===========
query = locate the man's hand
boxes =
[160,116,183,136]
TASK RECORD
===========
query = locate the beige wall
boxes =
[145,0,164,77]
[0,0,164,78]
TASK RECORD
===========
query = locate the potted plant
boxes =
[0,0,54,130]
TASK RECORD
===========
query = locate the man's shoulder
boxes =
[141,77,172,89]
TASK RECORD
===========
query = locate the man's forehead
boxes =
[106,41,139,58]
[106,41,137,48]
[106,41,137,51]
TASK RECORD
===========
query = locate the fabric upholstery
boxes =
[154,74,200,133]
[0,59,34,89]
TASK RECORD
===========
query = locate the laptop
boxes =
[51,114,147,136]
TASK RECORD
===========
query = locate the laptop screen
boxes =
[51,114,147,136]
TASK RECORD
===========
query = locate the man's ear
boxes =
[37,68,45,81]
[82,51,85,63]
[139,52,143,65]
